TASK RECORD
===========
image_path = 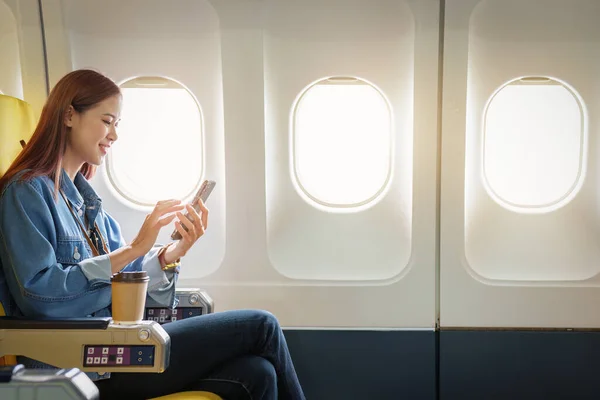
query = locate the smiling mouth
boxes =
[99,145,110,154]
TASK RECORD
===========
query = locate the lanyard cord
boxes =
[59,190,109,257]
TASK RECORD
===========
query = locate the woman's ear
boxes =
[64,105,75,128]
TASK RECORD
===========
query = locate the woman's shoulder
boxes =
[1,170,53,200]
[0,171,55,235]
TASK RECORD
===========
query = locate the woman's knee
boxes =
[250,309,281,331]
[230,309,281,335]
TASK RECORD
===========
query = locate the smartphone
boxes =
[171,180,216,240]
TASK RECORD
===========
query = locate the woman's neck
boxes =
[62,147,84,181]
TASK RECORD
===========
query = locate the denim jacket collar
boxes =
[59,169,84,210]
[59,169,102,223]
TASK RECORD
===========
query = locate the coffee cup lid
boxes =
[110,271,149,283]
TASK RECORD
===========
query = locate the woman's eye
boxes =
[103,120,111,126]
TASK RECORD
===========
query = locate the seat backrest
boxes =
[0,94,36,366]
[0,94,36,177]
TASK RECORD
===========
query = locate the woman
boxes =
[0,69,306,400]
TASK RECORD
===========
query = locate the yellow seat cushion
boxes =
[150,392,223,400]
[0,94,36,177]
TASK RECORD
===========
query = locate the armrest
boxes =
[0,317,111,330]
[0,364,99,400]
[145,288,214,325]
[0,320,170,374]
[175,288,213,314]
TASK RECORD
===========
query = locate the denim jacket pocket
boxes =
[55,237,91,265]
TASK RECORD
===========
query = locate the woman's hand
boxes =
[130,199,185,258]
[164,200,209,263]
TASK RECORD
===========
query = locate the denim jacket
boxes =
[0,169,179,380]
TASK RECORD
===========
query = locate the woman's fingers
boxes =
[157,214,177,227]
[162,204,185,216]
[154,200,183,215]
[177,211,196,239]
[174,220,192,242]
[186,204,205,237]
[196,200,209,231]
[156,199,181,209]
[150,202,184,224]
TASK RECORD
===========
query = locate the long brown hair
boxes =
[0,69,121,196]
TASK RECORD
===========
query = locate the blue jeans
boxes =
[95,310,306,400]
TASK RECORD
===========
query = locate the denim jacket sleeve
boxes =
[101,211,178,309]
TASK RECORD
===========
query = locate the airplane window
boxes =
[107,77,203,207]
[292,77,392,209]
[483,77,585,211]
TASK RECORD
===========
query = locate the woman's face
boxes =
[65,94,122,166]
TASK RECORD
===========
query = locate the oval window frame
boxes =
[290,76,394,212]
[481,76,587,213]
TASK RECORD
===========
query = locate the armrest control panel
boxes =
[145,307,203,323]
[83,345,155,367]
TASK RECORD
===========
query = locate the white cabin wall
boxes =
[441,0,600,328]
[2,0,46,115]
[263,0,414,282]
[465,0,600,283]
[0,0,23,98]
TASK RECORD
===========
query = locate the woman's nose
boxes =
[108,126,118,142]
